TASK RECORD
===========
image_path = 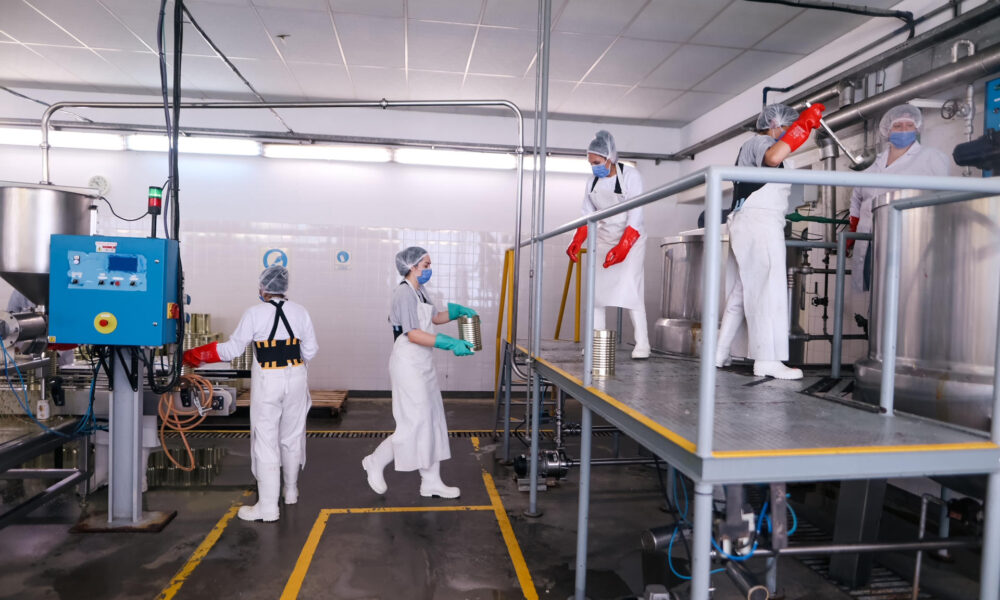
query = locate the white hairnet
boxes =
[259,265,288,294]
[879,104,922,137]
[395,246,428,276]
[587,130,617,161]
[756,104,799,130]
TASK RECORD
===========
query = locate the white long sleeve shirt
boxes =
[849,141,952,218]
[215,299,318,363]
[581,163,645,233]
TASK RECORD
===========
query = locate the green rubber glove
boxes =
[447,302,478,320]
[434,333,475,356]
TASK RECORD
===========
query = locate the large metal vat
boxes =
[652,230,731,356]
[0,183,96,306]
[855,191,1000,431]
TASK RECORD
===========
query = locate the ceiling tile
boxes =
[642,43,741,89]
[254,7,341,63]
[408,0,485,25]
[407,70,464,99]
[176,54,249,96]
[482,0,567,29]
[690,1,800,48]
[0,44,90,87]
[184,3,281,59]
[285,61,353,98]
[329,0,404,18]
[549,31,615,82]
[27,0,149,51]
[693,49,801,94]
[226,57,303,97]
[554,0,647,35]
[333,14,404,67]
[585,38,678,86]
[467,27,537,77]
[0,1,81,46]
[98,49,168,89]
[251,0,328,9]
[407,21,476,73]
[624,0,731,43]
[98,0,214,56]
[605,86,684,119]
[460,73,521,101]
[350,66,407,98]
[555,82,628,116]
[29,46,155,91]
[651,90,731,122]
[0,43,39,82]
[754,9,865,54]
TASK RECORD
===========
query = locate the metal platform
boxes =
[520,341,1000,485]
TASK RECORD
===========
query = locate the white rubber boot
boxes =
[715,311,741,368]
[630,307,651,359]
[362,438,393,495]
[239,466,280,522]
[282,458,300,505]
[419,462,460,499]
[753,360,803,380]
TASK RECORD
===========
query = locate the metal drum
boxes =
[592,329,616,377]
[652,230,731,356]
[855,191,1000,431]
[457,315,482,352]
[0,183,95,305]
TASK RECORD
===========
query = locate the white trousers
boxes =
[593,306,650,350]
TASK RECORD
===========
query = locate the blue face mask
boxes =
[591,162,610,178]
[888,130,917,149]
[417,269,432,285]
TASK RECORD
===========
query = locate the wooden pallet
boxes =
[235,389,348,417]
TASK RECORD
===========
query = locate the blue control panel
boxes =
[987,77,1000,177]
[48,235,179,346]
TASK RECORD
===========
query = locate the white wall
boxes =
[0,136,684,392]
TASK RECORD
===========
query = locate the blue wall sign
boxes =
[263,248,288,268]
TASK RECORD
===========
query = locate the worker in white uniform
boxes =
[183,265,318,522]
[566,130,650,359]
[847,104,951,298]
[362,247,476,499]
[715,103,825,379]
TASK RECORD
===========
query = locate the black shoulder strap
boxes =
[267,300,296,340]
[590,164,624,194]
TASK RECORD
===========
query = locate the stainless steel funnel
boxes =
[0,182,96,306]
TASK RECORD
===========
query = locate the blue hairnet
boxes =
[756,104,798,130]
[259,265,288,294]
[395,246,428,276]
[587,130,617,162]
[879,104,922,137]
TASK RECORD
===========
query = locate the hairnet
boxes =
[587,130,617,161]
[259,265,288,294]
[756,104,798,130]
[878,104,922,137]
[395,246,428,276]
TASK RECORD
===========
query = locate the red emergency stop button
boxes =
[94,312,117,334]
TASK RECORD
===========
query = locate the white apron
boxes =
[249,361,310,478]
[388,286,451,472]
[724,183,791,361]
[849,194,879,294]
[590,183,646,310]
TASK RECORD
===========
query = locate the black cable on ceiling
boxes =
[181,4,295,134]
[744,0,915,39]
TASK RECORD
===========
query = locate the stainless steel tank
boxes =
[855,191,1000,431]
[0,183,96,306]
[652,230,731,356]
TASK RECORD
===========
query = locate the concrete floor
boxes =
[0,398,856,600]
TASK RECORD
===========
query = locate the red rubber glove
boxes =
[566,225,587,262]
[604,226,641,268]
[780,103,825,152]
[183,341,221,367]
[846,216,860,252]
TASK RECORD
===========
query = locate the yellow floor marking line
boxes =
[471,435,481,451]
[156,503,241,600]
[482,470,539,600]
[280,510,331,600]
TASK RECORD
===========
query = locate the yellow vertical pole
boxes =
[495,249,512,391]
[554,258,575,340]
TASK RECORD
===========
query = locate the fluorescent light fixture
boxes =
[127,134,260,156]
[394,148,515,170]
[50,131,124,151]
[262,143,391,162]
[0,127,124,150]
[0,128,41,146]
[540,156,593,174]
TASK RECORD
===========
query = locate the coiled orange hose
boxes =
[158,373,214,471]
